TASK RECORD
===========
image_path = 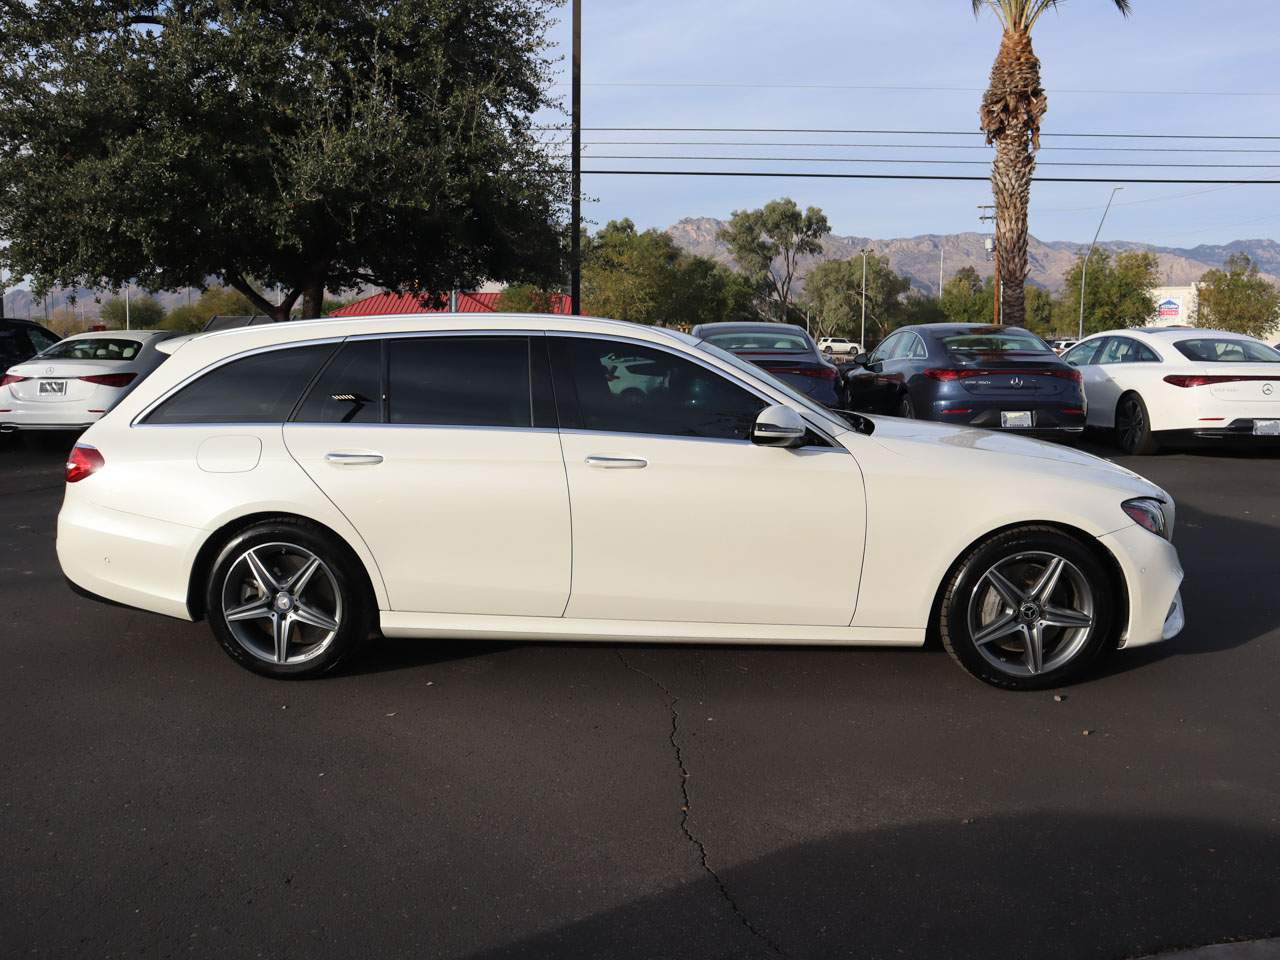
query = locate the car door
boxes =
[282,334,572,617]
[845,333,900,413]
[1063,338,1109,426]
[550,335,866,627]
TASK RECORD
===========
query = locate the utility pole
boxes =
[569,0,582,315]
[978,205,999,324]
[938,246,945,297]
[859,248,868,350]
[1079,186,1124,340]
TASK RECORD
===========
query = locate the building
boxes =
[329,288,571,318]
[1148,285,1200,328]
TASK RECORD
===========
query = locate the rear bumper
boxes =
[929,400,1087,435]
[1171,418,1280,441]
[0,402,103,432]
[57,494,200,621]
[1097,523,1185,650]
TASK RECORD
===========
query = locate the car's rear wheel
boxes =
[1116,393,1159,456]
[898,393,915,419]
[939,526,1117,690]
[205,520,369,678]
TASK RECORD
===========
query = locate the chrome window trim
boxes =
[284,422,560,436]
[131,337,345,427]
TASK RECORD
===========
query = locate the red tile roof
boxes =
[329,290,571,318]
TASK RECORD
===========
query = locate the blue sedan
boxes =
[842,324,1086,439]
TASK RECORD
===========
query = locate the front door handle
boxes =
[325,452,384,466]
[585,455,648,469]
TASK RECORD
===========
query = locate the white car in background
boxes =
[1,330,177,433]
[1062,327,1280,454]
[57,312,1183,691]
[817,336,862,356]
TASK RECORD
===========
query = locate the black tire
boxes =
[1115,393,1159,456]
[205,519,371,679]
[822,346,834,355]
[938,525,1118,691]
[898,393,916,419]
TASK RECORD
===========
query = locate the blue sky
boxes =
[542,0,1280,247]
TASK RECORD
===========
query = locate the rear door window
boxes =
[387,337,531,427]
[144,344,334,424]
[294,340,383,424]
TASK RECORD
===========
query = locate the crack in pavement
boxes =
[616,650,788,959]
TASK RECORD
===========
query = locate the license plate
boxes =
[1001,411,1033,429]
[38,380,67,396]
[1254,419,1280,436]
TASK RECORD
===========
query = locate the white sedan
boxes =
[57,313,1184,690]
[1,329,177,433]
[1062,327,1280,454]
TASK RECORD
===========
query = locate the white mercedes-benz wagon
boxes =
[57,313,1185,689]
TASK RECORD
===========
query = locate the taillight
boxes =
[926,367,1081,382]
[1164,374,1280,388]
[66,444,105,483]
[924,368,963,381]
[1,373,28,387]
[80,373,137,388]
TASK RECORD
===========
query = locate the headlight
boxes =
[1122,497,1169,540]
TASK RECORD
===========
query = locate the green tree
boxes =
[0,1,564,320]
[801,254,917,343]
[581,220,746,328]
[496,285,562,314]
[1193,253,1280,339]
[940,266,991,324]
[972,0,1132,328]
[100,294,165,329]
[159,286,257,332]
[1055,250,1158,336]
[718,199,830,322]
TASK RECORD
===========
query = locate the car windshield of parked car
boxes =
[1173,338,1280,363]
[703,331,811,353]
[943,333,1052,355]
[39,337,142,361]
[695,341,857,433]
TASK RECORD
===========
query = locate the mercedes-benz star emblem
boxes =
[1010,377,1024,389]
[1265,383,1274,396]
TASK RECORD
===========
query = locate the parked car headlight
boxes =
[1122,497,1169,540]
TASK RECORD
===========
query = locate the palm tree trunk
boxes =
[981,28,1046,328]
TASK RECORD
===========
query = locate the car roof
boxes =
[1080,327,1260,342]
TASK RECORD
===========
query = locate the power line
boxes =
[557,80,1280,98]
[537,125,1280,140]
[576,154,1280,170]
[573,140,1280,155]
[579,169,1280,185]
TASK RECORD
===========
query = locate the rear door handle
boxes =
[325,452,384,466]
[585,456,648,469]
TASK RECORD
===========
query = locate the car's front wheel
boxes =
[939,526,1117,690]
[205,520,370,678]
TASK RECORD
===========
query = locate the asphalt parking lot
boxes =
[2,432,1278,960]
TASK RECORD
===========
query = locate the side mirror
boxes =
[851,352,870,366]
[752,404,807,448]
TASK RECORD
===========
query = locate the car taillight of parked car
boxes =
[65,444,105,483]
[1,373,27,387]
[764,365,837,381]
[1163,374,1280,388]
[80,373,137,388]
[924,367,1082,383]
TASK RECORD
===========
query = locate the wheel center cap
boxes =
[275,593,293,612]
[1019,601,1041,623]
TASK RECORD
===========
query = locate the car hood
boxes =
[853,415,1166,498]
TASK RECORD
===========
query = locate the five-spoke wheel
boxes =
[941,526,1117,690]
[206,520,368,678]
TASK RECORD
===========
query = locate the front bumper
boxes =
[1097,522,1185,649]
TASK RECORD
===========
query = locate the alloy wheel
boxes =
[966,551,1095,678]
[1119,398,1144,452]
[220,542,343,666]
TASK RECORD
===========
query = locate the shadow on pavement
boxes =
[468,811,1280,960]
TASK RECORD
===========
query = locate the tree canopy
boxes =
[1193,253,1280,340]
[1054,250,1158,336]
[718,199,830,322]
[801,253,911,342]
[0,0,565,320]
[100,294,165,329]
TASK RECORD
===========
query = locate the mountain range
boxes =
[666,217,1280,298]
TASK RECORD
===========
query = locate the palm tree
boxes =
[972,0,1131,326]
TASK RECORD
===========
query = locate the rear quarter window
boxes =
[143,344,334,424]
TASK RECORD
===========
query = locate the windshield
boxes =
[703,331,811,353]
[695,340,854,432]
[1173,338,1280,363]
[39,337,142,361]
[944,332,1052,354]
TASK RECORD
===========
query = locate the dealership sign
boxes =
[1158,298,1183,320]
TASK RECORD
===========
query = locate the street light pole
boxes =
[860,248,868,350]
[569,0,582,316]
[1078,186,1124,340]
[125,283,131,330]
